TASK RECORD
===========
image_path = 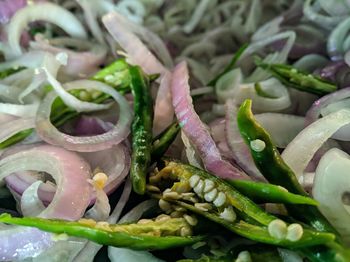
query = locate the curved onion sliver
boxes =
[36,80,132,152]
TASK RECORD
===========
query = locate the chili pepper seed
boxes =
[268,219,287,240]
[204,188,218,202]
[286,223,303,242]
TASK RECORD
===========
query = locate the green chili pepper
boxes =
[0,213,202,250]
[236,99,350,261]
[130,65,154,195]
[256,61,337,95]
[151,122,180,162]
[207,43,248,87]
[148,162,335,248]
[236,99,338,235]
[227,179,318,206]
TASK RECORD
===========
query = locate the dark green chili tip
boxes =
[129,65,154,195]
[256,61,337,96]
[236,99,339,236]
[0,213,202,250]
[151,122,180,162]
[227,179,319,206]
[207,43,248,87]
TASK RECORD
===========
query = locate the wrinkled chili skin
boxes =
[129,65,154,195]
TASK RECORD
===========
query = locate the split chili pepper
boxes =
[236,99,337,235]
[147,161,335,248]
[0,213,202,250]
[236,99,350,262]
[129,65,154,195]
[256,61,337,96]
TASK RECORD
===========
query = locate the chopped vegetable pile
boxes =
[1,0,350,261]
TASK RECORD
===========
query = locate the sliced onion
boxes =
[7,2,87,57]
[0,145,92,219]
[255,113,304,148]
[183,0,211,34]
[303,0,345,30]
[153,71,174,135]
[0,145,92,260]
[0,117,35,144]
[313,148,350,244]
[181,130,203,168]
[108,247,164,262]
[36,80,132,152]
[30,35,107,77]
[225,99,263,179]
[108,177,132,224]
[119,199,157,224]
[42,70,110,113]
[0,50,47,71]
[282,109,350,178]
[327,16,350,60]
[305,87,350,140]
[102,11,166,76]
[73,115,113,136]
[20,180,45,217]
[0,0,26,24]
[171,61,248,180]
[108,10,173,68]
[80,143,131,195]
[236,78,291,112]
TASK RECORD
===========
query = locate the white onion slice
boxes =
[20,180,45,217]
[108,247,164,262]
[108,178,132,224]
[43,70,110,113]
[153,71,174,135]
[0,103,38,117]
[30,35,108,77]
[255,113,304,148]
[0,117,35,144]
[7,2,87,57]
[0,50,46,71]
[36,80,132,152]
[313,148,350,244]
[282,109,350,178]
[102,11,166,76]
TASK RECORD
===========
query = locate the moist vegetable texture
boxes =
[1,1,350,261]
